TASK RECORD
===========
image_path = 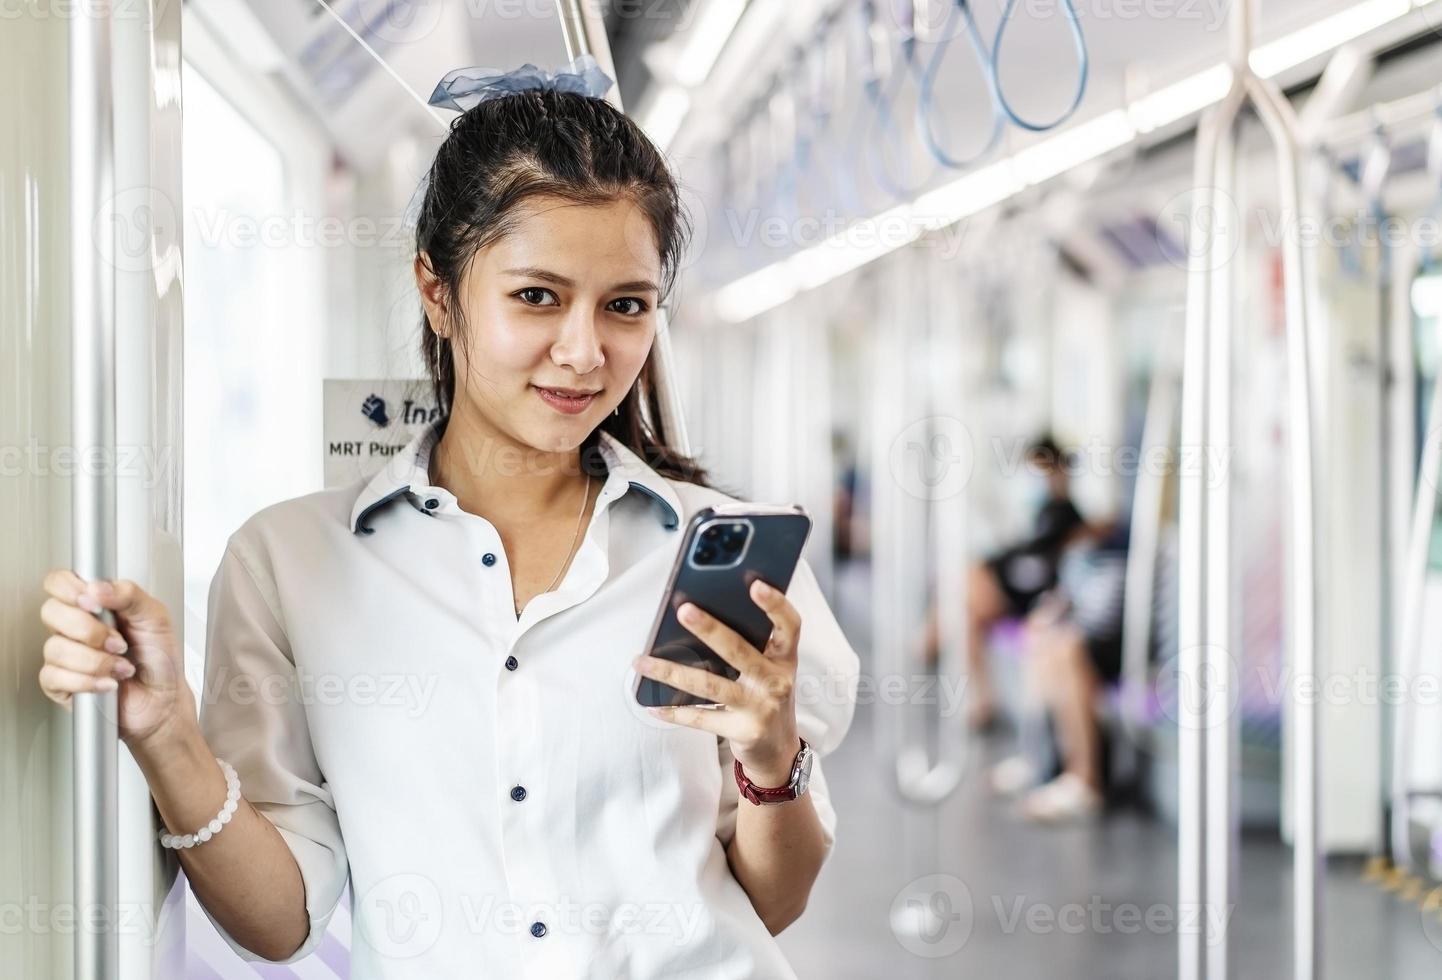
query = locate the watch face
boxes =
[792,746,814,797]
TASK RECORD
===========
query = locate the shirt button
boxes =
[530,921,547,938]
[423,497,439,510]
[505,655,519,671]
[510,785,527,802]
[482,552,497,566]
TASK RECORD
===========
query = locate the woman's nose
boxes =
[550,308,605,374]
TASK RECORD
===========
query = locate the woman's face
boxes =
[418,194,662,455]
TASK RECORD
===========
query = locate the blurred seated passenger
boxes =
[922,434,1089,729]
[831,430,867,564]
[990,523,1129,823]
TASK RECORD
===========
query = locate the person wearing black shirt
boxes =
[923,435,1088,729]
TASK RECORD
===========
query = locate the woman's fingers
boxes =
[674,602,766,675]
[39,595,128,653]
[81,577,170,630]
[42,567,92,607]
[635,654,745,706]
[748,580,801,661]
[43,633,134,681]
[38,663,118,706]
[647,702,753,740]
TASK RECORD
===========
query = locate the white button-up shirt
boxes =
[195,415,860,979]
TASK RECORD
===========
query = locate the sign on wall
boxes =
[323,378,441,489]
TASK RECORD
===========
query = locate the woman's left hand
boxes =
[634,579,802,788]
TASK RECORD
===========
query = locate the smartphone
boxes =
[634,504,813,708]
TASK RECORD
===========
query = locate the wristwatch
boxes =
[734,738,813,805]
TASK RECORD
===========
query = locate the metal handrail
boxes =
[71,6,120,979]
[1391,358,1442,872]
[872,251,968,805]
[1390,100,1442,871]
[554,0,692,456]
[1117,319,1182,744]
[1178,0,1321,976]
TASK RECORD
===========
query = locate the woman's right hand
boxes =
[38,570,196,750]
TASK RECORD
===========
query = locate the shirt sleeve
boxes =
[716,556,861,853]
[194,538,350,964]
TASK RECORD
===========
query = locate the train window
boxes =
[181,60,293,604]
[179,53,328,622]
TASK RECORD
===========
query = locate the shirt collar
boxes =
[349,415,682,535]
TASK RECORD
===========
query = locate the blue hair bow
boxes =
[404,56,614,229]
[426,54,613,112]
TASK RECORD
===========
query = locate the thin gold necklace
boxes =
[517,474,592,616]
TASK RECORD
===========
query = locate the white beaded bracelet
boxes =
[159,758,240,850]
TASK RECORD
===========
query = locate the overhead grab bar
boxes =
[1177,0,1321,977]
[989,0,1090,133]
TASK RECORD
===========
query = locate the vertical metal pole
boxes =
[1176,74,1245,974]
[1247,66,1322,980]
[1391,362,1442,871]
[1118,319,1179,740]
[554,0,693,455]
[1204,109,1238,980]
[1179,103,1218,980]
[70,6,119,980]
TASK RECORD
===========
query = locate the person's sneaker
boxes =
[988,755,1037,797]
[1017,774,1103,824]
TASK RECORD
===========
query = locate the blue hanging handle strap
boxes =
[767,74,806,223]
[910,0,1005,170]
[990,0,1090,133]
[859,0,933,201]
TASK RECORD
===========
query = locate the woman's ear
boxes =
[414,251,449,336]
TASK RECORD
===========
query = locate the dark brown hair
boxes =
[413,87,710,486]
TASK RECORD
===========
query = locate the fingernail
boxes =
[112,661,135,679]
[78,593,100,613]
[752,580,774,597]
[95,677,118,691]
[93,580,114,597]
[679,604,699,624]
[105,636,127,654]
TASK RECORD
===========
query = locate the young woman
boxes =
[37,80,859,978]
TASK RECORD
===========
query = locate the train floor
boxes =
[779,697,1442,979]
[173,560,1440,979]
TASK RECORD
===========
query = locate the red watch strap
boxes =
[734,738,806,804]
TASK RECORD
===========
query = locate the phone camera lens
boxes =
[695,545,718,565]
[702,525,721,541]
[719,525,747,551]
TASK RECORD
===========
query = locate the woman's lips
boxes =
[532,385,599,415]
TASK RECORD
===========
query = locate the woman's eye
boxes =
[607,297,649,316]
[517,287,558,307]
